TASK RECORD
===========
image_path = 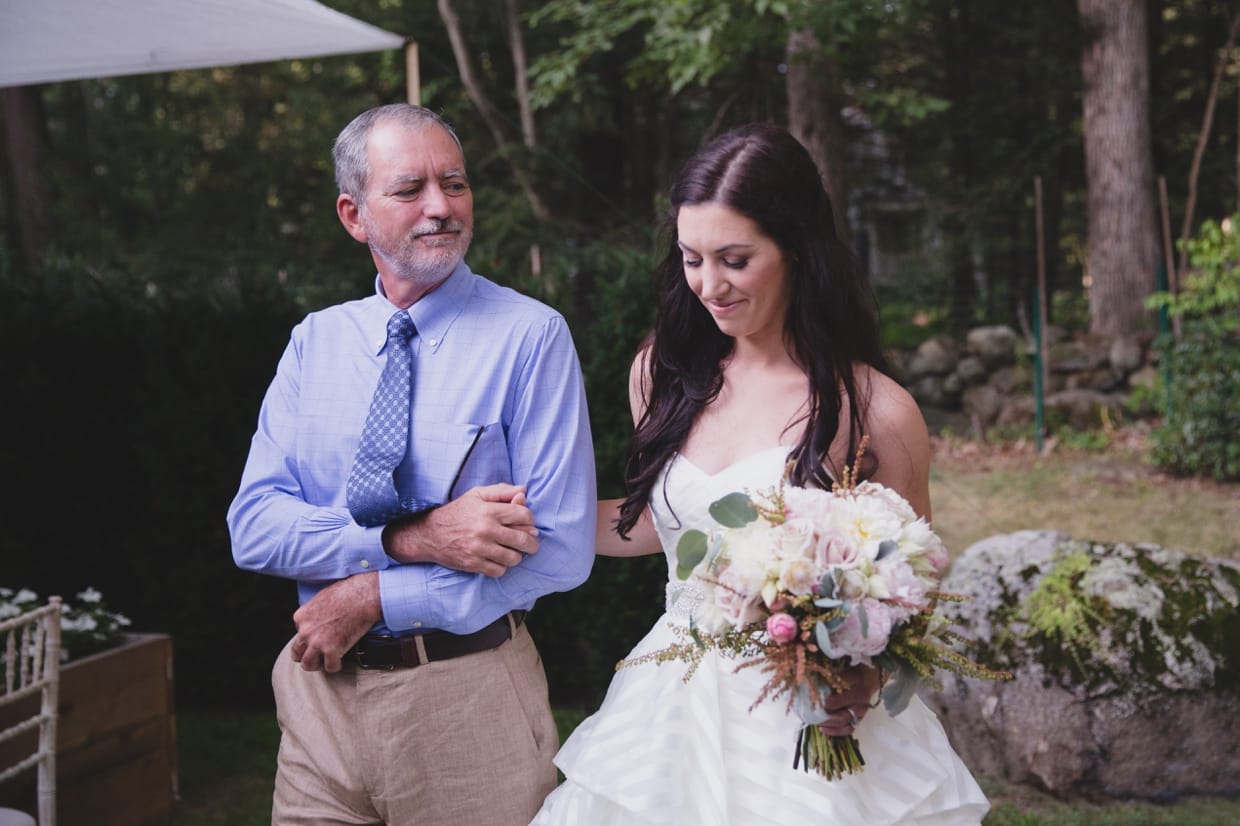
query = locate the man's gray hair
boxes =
[332,104,464,201]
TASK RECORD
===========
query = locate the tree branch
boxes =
[1177,10,1240,276]
[505,0,537,150]
[436,0,551,222]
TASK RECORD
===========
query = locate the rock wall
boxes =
[891,326,1161,433]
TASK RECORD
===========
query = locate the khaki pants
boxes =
[270,624,558,825]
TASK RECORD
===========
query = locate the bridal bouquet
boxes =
[629,444,1008,781]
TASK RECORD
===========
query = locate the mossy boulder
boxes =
[922,530,1240,799]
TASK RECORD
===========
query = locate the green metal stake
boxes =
[1033,285,1045,452]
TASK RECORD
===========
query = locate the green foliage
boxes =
[1147,215,1240,331]
[1146,216,1240,482]
[529,0,787,105]
[676,530,709,579]
[1050,426,1111,452]
[708,492,760,527]
[1147,324,1240,482]
[1017,547,1108,678]
[877,297,947,349]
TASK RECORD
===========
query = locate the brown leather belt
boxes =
[348,611,525,670]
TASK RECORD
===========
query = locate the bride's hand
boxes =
[816,665,883,737]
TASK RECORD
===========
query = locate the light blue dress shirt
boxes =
[227,262,596,635]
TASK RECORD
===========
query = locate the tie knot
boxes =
[386,311,416,346]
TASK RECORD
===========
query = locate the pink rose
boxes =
[816,528,860,568]
[766,612,798,644]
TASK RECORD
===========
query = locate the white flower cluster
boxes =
[688,482,948,665]
[0,586,132,661]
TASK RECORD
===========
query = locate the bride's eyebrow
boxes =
[677,241,757,255]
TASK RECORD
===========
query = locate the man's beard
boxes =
[366,216,473,287]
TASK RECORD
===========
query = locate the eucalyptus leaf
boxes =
[814,620,836,658]
[824,613,847,632]
[708,492,758,527]
[676,530,708,579]
[876,539,898,561]
[813,596,843,609]
[882,663,920,716]
[874,652,899,673]
[818,573,837,600]
[856,601,869,639]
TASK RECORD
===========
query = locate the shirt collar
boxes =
[366,261,474,355]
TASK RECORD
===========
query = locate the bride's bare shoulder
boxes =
[851,363,932,518]
[853,364,924,433]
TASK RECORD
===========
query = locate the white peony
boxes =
[782,486,835,526]
[831,495,905,557]
[835,566,871,601]
[854,481,918,523]
[778,557,821,596]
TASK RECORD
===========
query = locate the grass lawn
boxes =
[170,706,1240,825]
[169,430,1240,825]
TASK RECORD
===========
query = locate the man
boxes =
[227,103,595,825]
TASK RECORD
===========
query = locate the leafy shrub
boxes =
[1147,324,1240,481]
[1146,216,1240,481]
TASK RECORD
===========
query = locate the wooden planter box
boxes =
[0,633,178,826]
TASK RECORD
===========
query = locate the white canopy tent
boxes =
[0,0,408,89]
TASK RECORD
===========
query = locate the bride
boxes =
[531,124,989,825]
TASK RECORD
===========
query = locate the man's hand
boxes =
[290,573,382,673]
[383,483,539,576]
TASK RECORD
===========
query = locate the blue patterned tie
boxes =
[347,311,418,526]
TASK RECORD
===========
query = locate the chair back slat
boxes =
[0,596,62,826]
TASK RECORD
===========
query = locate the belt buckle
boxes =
[353,635,397,671]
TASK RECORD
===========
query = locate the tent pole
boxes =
[405,41,421,105]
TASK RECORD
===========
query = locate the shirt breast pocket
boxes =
[408,421,512,505]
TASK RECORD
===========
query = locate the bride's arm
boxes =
[593,344,663,558]
[595,499,661,557]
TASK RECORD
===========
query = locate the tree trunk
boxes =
[1,86,50,275]
[1077,0,1160,336]
[437,0,551,223]
[785,27,851,246]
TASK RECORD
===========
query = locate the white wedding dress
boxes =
[531,447,990,825]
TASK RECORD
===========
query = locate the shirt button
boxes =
[428,338,438,347]
[412,621,423,628]
[360,560,371,569]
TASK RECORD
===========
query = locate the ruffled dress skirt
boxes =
[532,448,989,825]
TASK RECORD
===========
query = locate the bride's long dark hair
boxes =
[616,123,888,537]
